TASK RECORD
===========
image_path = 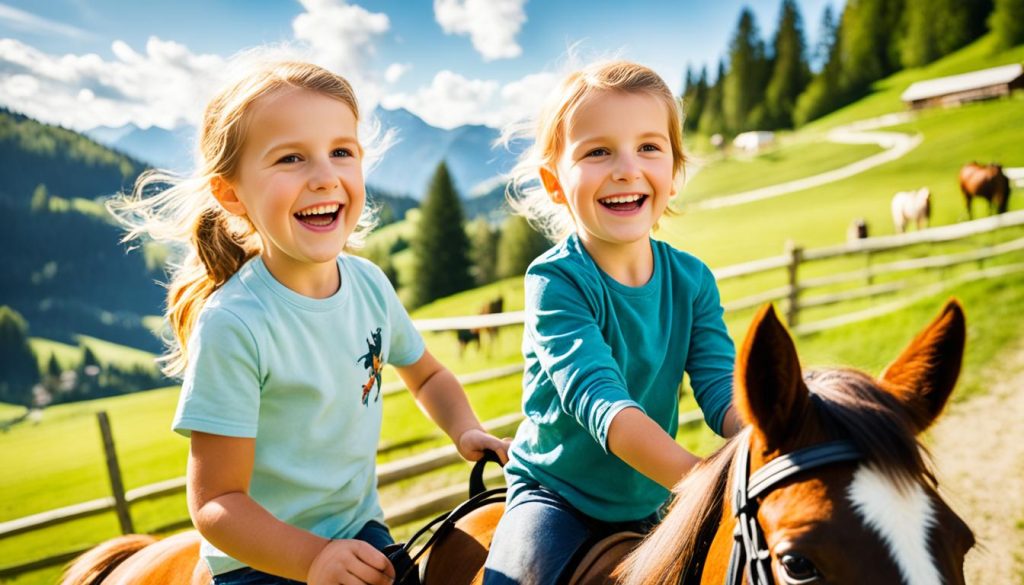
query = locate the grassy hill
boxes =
[3,37,1024,584]
[806,34,1024,132]
[29,335,160,373]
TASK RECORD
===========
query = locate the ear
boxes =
[539,166,566,205]
[734,304,809,450]
[210,176,247,217]
[880,298,966,432]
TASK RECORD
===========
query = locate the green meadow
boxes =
[3,36,1024,584]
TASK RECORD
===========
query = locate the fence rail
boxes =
[4,210,1023,578]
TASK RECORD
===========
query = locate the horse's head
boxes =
[722,300,974,584]
[618,300,974,585]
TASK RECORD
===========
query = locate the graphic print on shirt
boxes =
[357,327,384,405]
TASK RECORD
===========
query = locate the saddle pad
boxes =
[566,531,644,585]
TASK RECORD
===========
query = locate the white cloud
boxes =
[0,3,97,40]
[0,37,223,130]
[384,62,410,84]
[291,0,391,110]
[0,0,395,131]
[382,69,556,129]
[434,0,526,61]
[292,0,388,68]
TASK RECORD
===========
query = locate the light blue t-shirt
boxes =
[504,235,735,522]
[172,254,424,576]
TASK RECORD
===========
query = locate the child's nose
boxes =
[307,159,340,192]
[612,154,642,182]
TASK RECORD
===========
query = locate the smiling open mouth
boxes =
[294,203,341,227]
[599,194,647,212]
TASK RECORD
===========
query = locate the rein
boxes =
[385,450,507,585]
[722,428,862,585]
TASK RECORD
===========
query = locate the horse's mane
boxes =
[614,435,739,585]
[617,367,935,585]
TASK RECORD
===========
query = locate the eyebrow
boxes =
[261,136,360,159]
[571,131,670,151]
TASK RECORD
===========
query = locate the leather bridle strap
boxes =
[723,429,862,585]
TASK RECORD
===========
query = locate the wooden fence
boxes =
[3,209,1023,578]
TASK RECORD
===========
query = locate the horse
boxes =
[960,162,1011,219]
[62,301,974,585]
[846,217,869,241]
[455,296,505,358]
[417,300,974,584]
[890,188,931,233]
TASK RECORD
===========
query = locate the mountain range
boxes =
[86,107,524,200]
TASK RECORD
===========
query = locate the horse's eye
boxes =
[779,553,820,583]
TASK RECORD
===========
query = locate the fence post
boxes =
[97,411,134,534]
[785,240,803,328]
[865,250,874,285]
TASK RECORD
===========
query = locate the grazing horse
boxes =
[891,188,931,233]
[417,301,974,584]
[62,302,974,585]
[846,217,869,241]
[455,296,505,358]
[960,162,1011,218]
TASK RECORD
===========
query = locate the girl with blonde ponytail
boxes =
[111,57,509,585]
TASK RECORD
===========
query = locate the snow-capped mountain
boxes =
[87,107,525,200]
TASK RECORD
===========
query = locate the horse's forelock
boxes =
[805,368,935,489]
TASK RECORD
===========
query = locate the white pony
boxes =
[891,187,931,233]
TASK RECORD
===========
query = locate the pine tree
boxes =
[794,5,846,126]
[764,0,811,128]
[991,0,1024,49]
[469,217,499,286]
[839,0,904,96]
[723,8,769,133]
[0,306,40,405]
[698,60,727,137]
[902,0,991,67]
[410,162,474,307]
[681,66,708,132]
[496,215,551,279]
[46,352,61,377]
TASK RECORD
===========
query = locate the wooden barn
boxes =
[900,63,1024,110]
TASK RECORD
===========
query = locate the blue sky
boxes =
[0,0,841,131]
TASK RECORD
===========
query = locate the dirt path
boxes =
[691,112,922,211]
[930,341,1024,583]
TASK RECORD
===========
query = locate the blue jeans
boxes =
[482,485,659,585]
[213,520,394,585]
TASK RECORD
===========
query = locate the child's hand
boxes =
[307,539,395,585]
[457,428,512,464]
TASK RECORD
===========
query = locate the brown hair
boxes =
[504,60,686,241]
[110,58,375,377]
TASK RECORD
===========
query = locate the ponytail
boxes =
[163,209,257,377]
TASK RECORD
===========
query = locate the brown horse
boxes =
[418,301,974,584]
[455,295,505,358]
[960,162,1011,218]
[63,301,974,584]
[617,300,973,584]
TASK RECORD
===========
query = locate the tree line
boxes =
[361,161,550,308]
[0,306,167,408]
[683,0,1023,136]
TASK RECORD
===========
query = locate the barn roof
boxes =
[900,63,1023,102]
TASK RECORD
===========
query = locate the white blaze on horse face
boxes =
[848,465,940,585]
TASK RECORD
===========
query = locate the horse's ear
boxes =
[880,299,965,432]
[734,304,808,449]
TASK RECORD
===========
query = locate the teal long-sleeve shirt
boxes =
[504,235,735,522]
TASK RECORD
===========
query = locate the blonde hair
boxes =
[505,60,686,242]
[110,59,376,377]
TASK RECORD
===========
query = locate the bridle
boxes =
[723,428,862,585]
